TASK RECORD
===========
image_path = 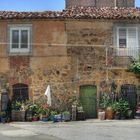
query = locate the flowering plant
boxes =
[39,103,50,116]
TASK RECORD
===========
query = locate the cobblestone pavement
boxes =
[6,119,140,140]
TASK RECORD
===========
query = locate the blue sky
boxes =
[0,0,139,11]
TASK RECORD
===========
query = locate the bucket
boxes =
[98,111,105,120]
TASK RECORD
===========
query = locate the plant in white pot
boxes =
[62,111,71,121]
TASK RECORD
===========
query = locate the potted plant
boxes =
[11,101,26,121]
[40,113,49,122]
[0,111,7,123]
[62,111,71,121]
[99,94,114,119]
[114,112,120,120]
[98,107,106,120]
[39,106,49,122]
[27,103,40,121]
[26,111,33,122]
[32,113,39,121]
[112,99,132,120]
[50,110,62,122]
[76,103,86,121]
[126,110,132,119]
[112,102,121,119]
[106,106,114,120]
[25,100,34,121]
[54,113,62,122]
[119,99,132,119]
[77,105,84,113]
[12,101,22,111]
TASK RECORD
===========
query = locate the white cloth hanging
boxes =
[44,85,51,106]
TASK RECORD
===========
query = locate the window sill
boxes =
[8,52,32,56]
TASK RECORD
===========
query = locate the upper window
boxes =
[116,26,138,58]
[9,25,31,54]
[117,27,138,49]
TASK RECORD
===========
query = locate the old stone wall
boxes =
[65,0,135,8]
[65,0,96,8]
[97,0,135,7]
[117,0,135,7]
[66,20,139,99]
[0,20,75,109]
[96,0,115,7]
[0,20,84,108]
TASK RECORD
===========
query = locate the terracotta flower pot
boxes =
[106,107,114,120]
[32,116,39,121]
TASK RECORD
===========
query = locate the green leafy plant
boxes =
[62,111,70,115]
[129,56,140,77]
[99,94,114,108]
[0,111,6,118]
[12,101,22,111]
[112,99,132,119]
[38,105,50,116]
[112,101,120,114]
[62,111,71,121]
[25,102,40,117]
[50,110,58,116]
[29,104,39,113]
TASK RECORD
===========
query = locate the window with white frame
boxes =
[117,26,138,58]
[117,27,138,48]
[9,26,31,54]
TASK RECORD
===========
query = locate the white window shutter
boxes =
[127,28,138,58]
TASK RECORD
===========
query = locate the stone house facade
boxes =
[0,0,140,117]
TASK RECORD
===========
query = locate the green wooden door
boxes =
[80,85,97,118]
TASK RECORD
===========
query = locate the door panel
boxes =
[80,85,97,118]
[121,84,137,116]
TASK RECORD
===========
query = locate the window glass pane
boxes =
[21,30,28,48]
[119,28,127,48]
[12,30,19,48]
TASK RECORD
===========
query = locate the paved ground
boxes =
[0,119,140,140]
[0,123,62,140]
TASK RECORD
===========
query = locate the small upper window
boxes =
[117,27,137,49]
[116,26,138,58]
[9,26,31,54]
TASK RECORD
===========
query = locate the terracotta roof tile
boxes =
[63,7,140,20]
[0,7,140,20]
